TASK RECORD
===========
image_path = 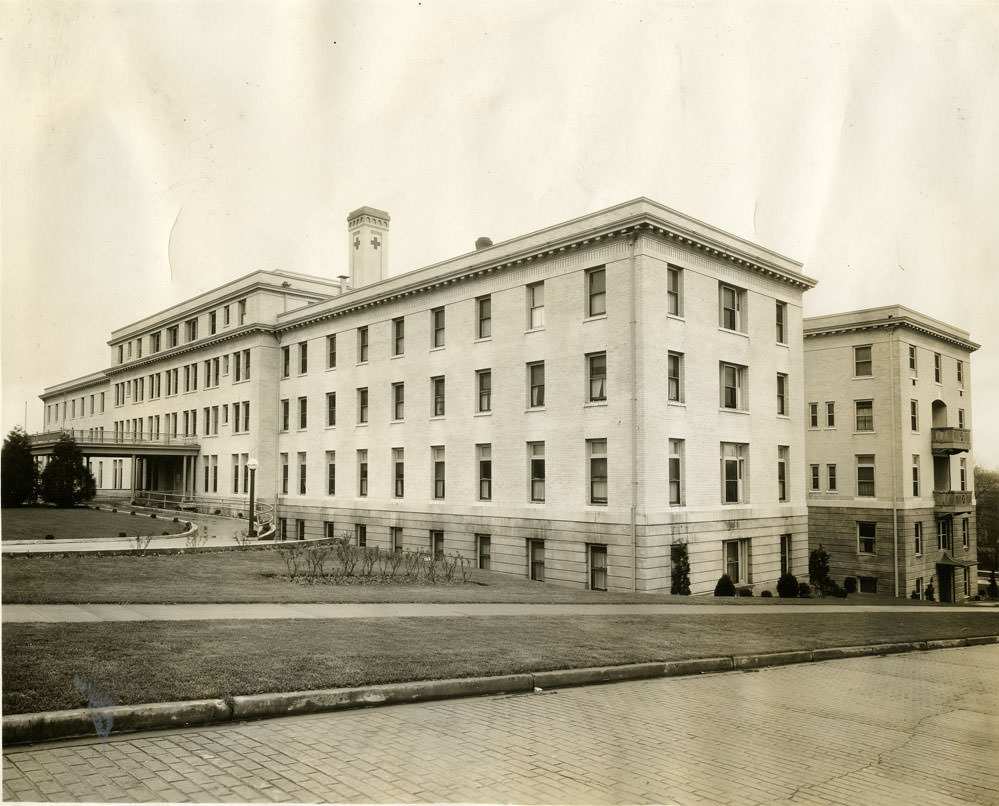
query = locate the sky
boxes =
[2,0,998,466]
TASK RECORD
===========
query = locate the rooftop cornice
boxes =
[40,371,110,397]
[804,307,979,352]
[105,326,278,376]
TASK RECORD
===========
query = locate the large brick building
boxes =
[803,306,979,602]
[38,197,818,594]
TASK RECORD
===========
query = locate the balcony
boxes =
[931,427,971,455]
[29,429,200,457]
[934,490,973,514]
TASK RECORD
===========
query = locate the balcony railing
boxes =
[931,427,971,455]
[30,429,199,449]
[934,490,974,513]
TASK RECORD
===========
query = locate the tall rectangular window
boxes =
[477,534,491,570]
[357,450,368,497]
[238,299,246,325]
[588,439,608,505]
[828,464,837,491]
[957,360,964,384]
[780,534,792,576]
[587,267,606,317]
[327,334,337,369]
[857,455,875,497]
[858,522,876,554]
[962,518,969,550]
[298,452,307,495]
[776,374,787,415]
[809,402,818,428]
[356,524,367,547]
[667,266,682,316]
[432,307,445,348]
[477,444,492,501]
[914,522,923,556]
[357,327,368,363]
[299,342,308,374]
[938,518,953,551]
[724,539,750,584]
[912,455,920,496]
[958,408,966,429]
[855,400,874,431]
[185,318,198,342]
[392,318,405,356]
[280,453,288,495]
[778,446,789,502]
[960,458,967,491]
[432,376,445,416]
[587,352,607,402]
[720,363,747,410]
[589,545,608,591]
[391,527,403,553]
[934,352,941,383]
[326,450,335,495]
[298,396,308,429]
[326,392,336,427]
[810,464,820,491]
[721,443,747,503]
[910,400,919,431]
[431,530,444,559]
[529,442,545,502]
[527,282,545,329]
[668,352,684,403]
[775,301,787,344]
[854,345,872,377]
[392,448,406,498]
[826,402,835,427]
[477,369,492,413]
[909,345,917,375]
[668,438,684,506]
[357,388,368,423]
[528,362,545,408]
[477,296,491,339]
[167,325,179,347]
[209,311,217,335]
[432,446,445,499]
[719,284,746,332]
[392,382,405,420]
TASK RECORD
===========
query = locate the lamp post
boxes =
[246,457,258,538]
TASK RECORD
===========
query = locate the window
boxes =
[668,439,684,506]
[809,402,818,428]
[667,352,684,403]
[392,383,405,420]
[912,455,920,496]
[723,539,750,584]
[910,400,918,431]
[392,318,405,356]
[432,446,445,499]
[529,539,545,581]
[477,370,492,413]
[810,464,820,491]
[185,318,198,342]
[326,392,336,427]
[720,363,747,410]
[587,267,606,317]
[528,362,545,408]
[588,353,607,402]
[529,442,545,502]
[962,518,969,550]
[780,534,792,576]
[719,284,746,332]
[778,446,789,501]
[238,299,246,325]
[937,518,953,551]
[298,452,307,495]
[357,388,368,423]
[721,443,747,503]
[857,455,875,497]
[392,448,406,498]
[298,396,307,429]
[296,520,305,541]
[209,311,217,335]
[667,266,682,317]
[854,345,872,377]
[776,374,787,415]
[588,439,608,505]
[775,301,787,344]
[151,332,161,353]
[960,458,967,491]
[957,360,964,385]
[357,450,368,497]
[934,352,941,383]
[828,464,837,491]
[958,408,966,429]
[855,400,874,431]
[327,334,337,369]
[392,527,403,553]
[431,530,444,560]
[477,296,491,339]
[279,518,287,540]
[826,402,835,427]
[223,305,230,326]
[326,450,335,495]
[914,522,923,556]
[432,376,446,417]
[280,399,289,431]
[527,282,545,329]
[357,327,368,363]
[477,534,491,570]
[478,444,491,501]
[909,345,917,375]
[858,522,876,554]
[590,545,608,592]
[167,325,179,347]
[431,307,445,348]
[356,525,367,547]
[299,341,308,374]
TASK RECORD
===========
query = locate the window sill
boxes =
[391,419,404,424]
[853,375,874,380]
[430,415,445,421]
[777,414,791,420]
[325,425,336,430]
[668,400,685,407]
[525,407,546,414]
[356,422,369,427]
[584,314,607,323]
[326,366,337,372]
[853,431,876,435]
[474,337,491,344]
[584,400,607,408]
[474,410,492,417]
[666,314,685,323]
[719,407,750,415]
[430,346,445,353]
[718,327,749,338]
[390,354,404,360]
[525,327,545,334]
[776,341,789,348]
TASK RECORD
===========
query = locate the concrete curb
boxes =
[4,635,997,746]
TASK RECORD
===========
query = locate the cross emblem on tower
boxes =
[370,235,381,249]
[353,236,360,250]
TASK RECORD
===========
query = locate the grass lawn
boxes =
[1,507,187,541]
[4,612,997,714]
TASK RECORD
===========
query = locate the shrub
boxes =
[714,574,736,597]
[798,581,811,598]
[44,534,55,540]
[150,513,157,519]
[988,570,998,600]
[809,544,830,590]
[172,517,179,522]
[924,583,935,601]
[2,426,37,507]
[118,532,127,537]
[760,590,773,598]
[130,510,136,516]
[737,586,753,597]
[214,509,222,516]
[910,589,920,600]
[670,541,691,595]
[112,508,117,512]
[843,576,857,594]
[162,531,169,535]
[777,573,799,598]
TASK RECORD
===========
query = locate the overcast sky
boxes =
[3,0,997,466]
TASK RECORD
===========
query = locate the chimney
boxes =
[347,206,390,290]
[475,236,493,250]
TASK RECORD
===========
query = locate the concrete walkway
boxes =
[5,601,999,623]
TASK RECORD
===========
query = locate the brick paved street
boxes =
[4,645,998,804]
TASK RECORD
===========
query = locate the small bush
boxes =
[111,508,117,512]
[162,531,170,535]
[130,510,136,515]
[44,534,55,540]
[714,574,736,597]
[844,576,857,594]
[214,509,222,515]
[798,581,811,598]
[924,583,935,601]
[760,590,773,598]
[910,589,920,600]
[150,513,157,519]
[118,532,127,537]
[777,573,799,598]
[737,587,753,597]
[172,517,179,523]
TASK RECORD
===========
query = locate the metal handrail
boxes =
[30,429,199,447]
[129,491,273,526]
